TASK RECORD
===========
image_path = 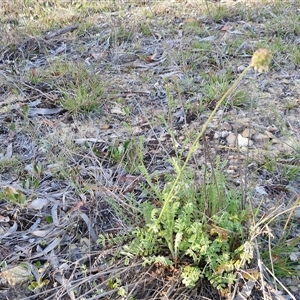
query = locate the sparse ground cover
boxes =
[0,0,300,299]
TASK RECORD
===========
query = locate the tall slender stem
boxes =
[155,65,252,226]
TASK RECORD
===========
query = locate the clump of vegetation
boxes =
[99,49,274,291]
[55,62,103,113]
[124,158,252,290]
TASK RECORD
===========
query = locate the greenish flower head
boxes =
[251,48,272,73]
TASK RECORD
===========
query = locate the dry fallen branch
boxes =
[45,25,79,40]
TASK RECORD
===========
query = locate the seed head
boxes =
[251,48,272,73]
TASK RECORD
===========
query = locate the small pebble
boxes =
[226,169,235,174]
[264,130,275,139]
[267,125,278,133]
[226,133,236,146]
[289,286,298,293]
[214,132,220,139]
[272,138,281,144]
[237,65,246,72]
[220,131,229,138]
[208,122,217,129]
[252,133,269,143]
[242,128,254,138]
[216,109,224,116]
[231,122,244,132]
[237,134,253,147]
[228,165,238,171]
[221,122,232,131]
